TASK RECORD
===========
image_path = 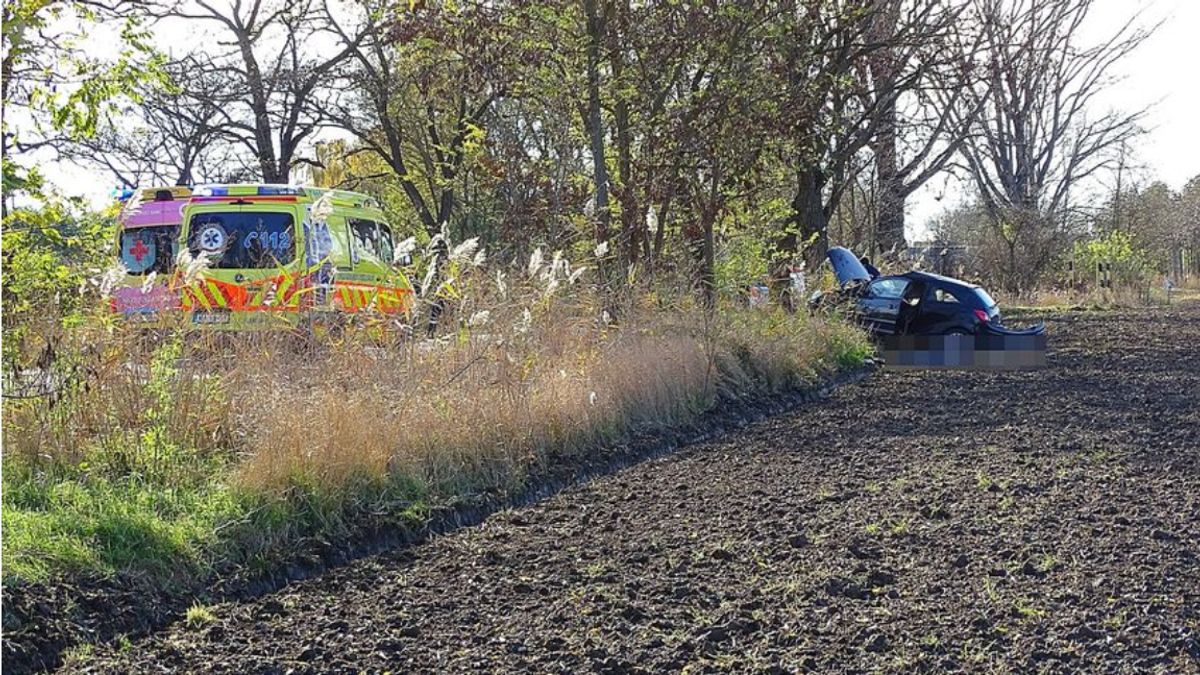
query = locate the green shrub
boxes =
[1068,230,1156,287]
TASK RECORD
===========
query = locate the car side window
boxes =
[932,287,961,303]
[868,278,908,300]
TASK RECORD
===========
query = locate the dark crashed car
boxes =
[809,247,1045,337]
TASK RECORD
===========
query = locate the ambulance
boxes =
[177,184,414,330]
[113,186,191,322]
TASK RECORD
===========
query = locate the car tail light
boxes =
[973,309,990,323]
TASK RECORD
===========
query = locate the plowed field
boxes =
[63,304,1200,673]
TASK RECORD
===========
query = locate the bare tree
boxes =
[62,56,235,186]
[771,0,962,276]
[954,0,1154,290]
[157,0,367,183]
[864,0,981,254]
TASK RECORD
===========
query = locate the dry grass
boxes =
[235,327,711,496]
[996,283,1171,311]
[4,327,233,478]
[232,299,865,519]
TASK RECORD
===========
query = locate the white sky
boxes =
[908,0,1200,238]
[28,0,1200,241]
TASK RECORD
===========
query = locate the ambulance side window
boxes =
[322,214,353,268]
[376,223,395,264]
[348,219,393,265]
[349,219,371,262]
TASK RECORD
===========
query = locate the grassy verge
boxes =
[2,297,870,586]
[997,283,1200,313]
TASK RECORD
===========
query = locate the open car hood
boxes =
[826,246,871,287]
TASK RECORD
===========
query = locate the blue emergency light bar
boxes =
[192,184,306,198]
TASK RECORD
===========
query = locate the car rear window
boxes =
[973,288,997,308]
[188,211,295,269]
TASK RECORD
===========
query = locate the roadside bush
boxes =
[992,231,1164,308]
[1068,229,1156,288]
[1,196,117,370]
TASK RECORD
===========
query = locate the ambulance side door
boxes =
[304,209,353,310]
[347,216,392,309]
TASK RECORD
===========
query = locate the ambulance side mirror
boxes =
[394,252,413,267]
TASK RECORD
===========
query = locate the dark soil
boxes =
[54,304,1200,672]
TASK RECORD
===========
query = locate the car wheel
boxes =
[944,328,970,336]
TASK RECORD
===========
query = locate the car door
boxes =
[920,284,969,333]
[185,203,299,324]
[859,277,909,334]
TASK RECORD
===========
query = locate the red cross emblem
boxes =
[130,239,150,262]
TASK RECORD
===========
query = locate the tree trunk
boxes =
[614,98,638,269]
[790,166,829,274]
[872,97,906,254]
[608,0,639,271]
[865,0,905,255]
[699,203,716,308]
[583,0,612,285]
[651,188,673,268]
[694,169,720,308]
[771,166,827,310]
[236,36,281,184]
[682,204,713,307]
[1005,235,1019,293]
